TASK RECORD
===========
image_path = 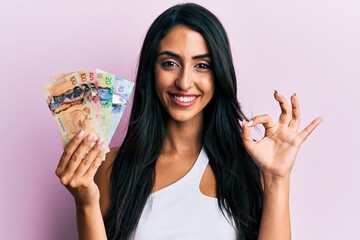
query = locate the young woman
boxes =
[55,3,322,240]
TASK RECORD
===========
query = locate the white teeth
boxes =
[174,95,196,103]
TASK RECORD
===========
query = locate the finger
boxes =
[274,90,292,125]
[73,138,104,178]
[249,114,276,132]
[60,133,97,183]
[83,145,106,180]
[289,93,301,131]
[241,119,256,152]
[298,117,323,142]
[56,131,86,177]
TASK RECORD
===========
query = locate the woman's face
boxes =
[155,25,214,124]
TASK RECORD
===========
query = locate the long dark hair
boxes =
[104,3,263,240]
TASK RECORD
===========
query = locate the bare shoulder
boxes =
[95,146,120,217]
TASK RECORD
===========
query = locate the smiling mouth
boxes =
[173,95,196,103]
[170,94,198,107]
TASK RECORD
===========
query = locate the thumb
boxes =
[241,119,256,152]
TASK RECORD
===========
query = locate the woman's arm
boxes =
[76,202,107,240]
[76,145,118,239]
[55,131,108,240]
[241,91,322,240]
[258,174,291,239]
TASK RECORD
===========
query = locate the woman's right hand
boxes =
[55,131,105,208]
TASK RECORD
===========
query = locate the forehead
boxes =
[158,25,209,55]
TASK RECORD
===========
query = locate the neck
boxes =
[162,115,203,154]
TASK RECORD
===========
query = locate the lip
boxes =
[169,93,199,107]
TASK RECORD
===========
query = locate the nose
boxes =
[175,66,194,91]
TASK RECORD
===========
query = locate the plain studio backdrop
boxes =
[1,0,359,239]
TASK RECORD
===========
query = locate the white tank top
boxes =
[133,147,237,240]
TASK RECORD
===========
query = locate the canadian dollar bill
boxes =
[44,69,133,158]
[97,70,115,143]
[108,76,134,141]
[43,73,106,149]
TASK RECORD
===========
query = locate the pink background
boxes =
[1,0,359,239]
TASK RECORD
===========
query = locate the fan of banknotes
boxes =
[43,69,134,155]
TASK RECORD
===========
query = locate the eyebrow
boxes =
[158,51,211,60]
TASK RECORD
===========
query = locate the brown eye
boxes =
[161,61,179,68]
[196,63,211,69]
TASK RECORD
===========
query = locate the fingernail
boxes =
[247,120,254,127]
[294,92,297,96]
[77,131,85,138]
[97,138,103,145]
[274,90,278,94]
[87,133,94,141]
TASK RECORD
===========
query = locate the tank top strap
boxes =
[189,146,209,186]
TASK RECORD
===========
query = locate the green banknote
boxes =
[97,70,115,143]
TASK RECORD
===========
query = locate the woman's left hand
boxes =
[241,91,322,180]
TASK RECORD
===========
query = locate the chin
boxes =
[166,110,203,123]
